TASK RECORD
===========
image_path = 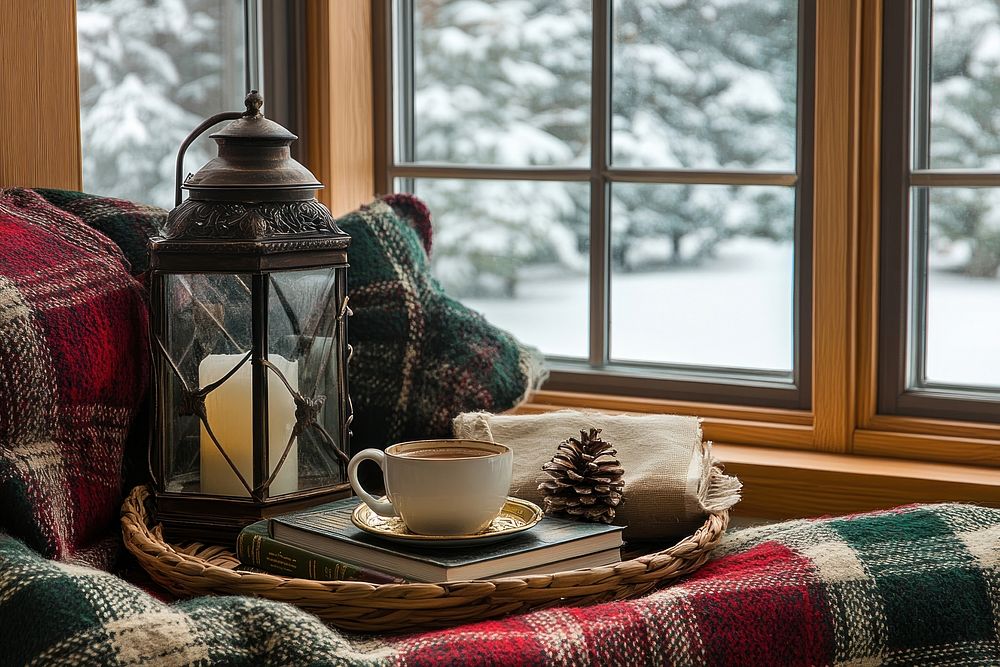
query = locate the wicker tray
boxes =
[121,485,728,632]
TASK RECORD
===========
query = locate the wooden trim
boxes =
[910,170,1000,187]
[854,429,1000,468]
[719,443,1000,520]
[520,394,812,449]
[811,0,861,452]
[0,1,82,189]
[527,390,811,425]
[855,0,884,430]
[305,0,374,216]
[865,414,1000,442]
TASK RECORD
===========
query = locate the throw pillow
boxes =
[340,196,546,451]
[34,189,163,276]
[0,188,149,564]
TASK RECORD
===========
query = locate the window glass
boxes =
[401,178,590,359]
[914,187,1000,388]
[390,0,810,400]
[77,0,246,208]
[407,0,592,166]
[906,0,1000,393]
[926,0,1000,170]
[610,184,795,371]
[612,0,798,170]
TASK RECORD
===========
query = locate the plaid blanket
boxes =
[0,189,149,566]
[2,503,997,665]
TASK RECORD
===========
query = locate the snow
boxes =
[719,70,784,115]
[77,0,245,207]
[462,239,793,370]
[926,272,1000,388]
[462,240,1000,386]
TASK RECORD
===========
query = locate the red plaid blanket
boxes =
[0,188,149,565]
[1,503,997,665]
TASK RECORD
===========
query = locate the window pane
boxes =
[611,0,798,170]
[400,178,590,359]
[77,0,246,208]
[610,184,795,371]
[405,0,591,166]
[926,0,1000,170]
[914,187,1000,388]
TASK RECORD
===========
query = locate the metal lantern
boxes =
[149,91,353,541]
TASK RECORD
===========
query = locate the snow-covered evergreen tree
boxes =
[412,0,799,293]
[610,0,797,268]
[926,0,1000,278]
[78,0,244,208]
[411,0,591,295]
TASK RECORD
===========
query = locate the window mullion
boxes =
[397,0,416,165]
[589,0,612,367]
[911,0,932,172]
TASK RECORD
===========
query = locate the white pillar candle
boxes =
[199,354,299,497]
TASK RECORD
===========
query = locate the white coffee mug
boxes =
[347,439,513,535]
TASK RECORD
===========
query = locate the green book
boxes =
[270,497,624,583]
[236,519,403,583]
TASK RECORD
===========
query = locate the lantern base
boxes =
[153,484,353,543]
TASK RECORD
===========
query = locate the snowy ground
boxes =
[926,271,1000,387]
[462,238,1000,387]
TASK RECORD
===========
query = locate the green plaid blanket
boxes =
[1,503,997,666]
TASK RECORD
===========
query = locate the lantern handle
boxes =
[174,110,243,207]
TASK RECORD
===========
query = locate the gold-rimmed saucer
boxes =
[351,497,543,547]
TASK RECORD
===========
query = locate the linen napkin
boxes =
[453,410,741,541]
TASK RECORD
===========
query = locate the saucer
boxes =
[351,497,543,547]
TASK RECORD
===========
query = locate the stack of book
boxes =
[237,496,624,583]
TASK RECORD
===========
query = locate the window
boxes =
[76,0,309,210]
[880,0,1000,422]
[76,0,252,209]
[377,0,815,408]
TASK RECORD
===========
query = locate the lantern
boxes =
[149,91,353,541]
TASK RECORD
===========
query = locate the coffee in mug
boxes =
[347,439,513,536]
[395,447,492,460]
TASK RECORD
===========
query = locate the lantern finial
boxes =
[244,90,264,117]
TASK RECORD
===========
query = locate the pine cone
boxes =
[538,428,625,523]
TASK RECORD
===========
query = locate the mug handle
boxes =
[347,449,398,517]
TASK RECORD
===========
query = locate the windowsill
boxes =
[517,389,1000,519]
[716,443,1000,520]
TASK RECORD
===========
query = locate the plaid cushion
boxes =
[0,188,149,565]
[33,189,162,276]
[339,196,546,451]
[1,503,996,665]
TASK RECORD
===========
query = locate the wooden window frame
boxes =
[17,0,995,519]
[878,0,1000,424]
[371,0,815,410]
[376,0,999,514]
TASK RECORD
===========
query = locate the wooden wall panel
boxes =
[305,0,374,216]
[0,1,82,189]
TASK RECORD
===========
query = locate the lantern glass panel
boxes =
[162,273,254,495]
[267,268,346,495]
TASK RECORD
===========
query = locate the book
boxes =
[496,548,621,577]
[236,519,403,583]
[269,497,624,583]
